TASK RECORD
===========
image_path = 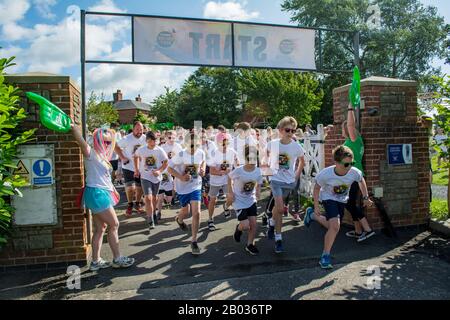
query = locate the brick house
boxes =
[110,89,152,124]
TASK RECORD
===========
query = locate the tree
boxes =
[238,69,324,127]
[86,92,119,131]
[0,56,36,246]
[282,0,449,123]
[432,75,450,217]
[151,87,179,123]
[134,110,156,127]
[175,67,241,128]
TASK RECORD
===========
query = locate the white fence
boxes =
[299,124,326,198]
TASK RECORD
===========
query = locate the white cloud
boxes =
[33,0,57,19]
[0,0,30,25]
[203,1,259,21]
[85,64,194,103]
[88,0,126,13]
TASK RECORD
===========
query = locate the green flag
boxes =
[349,66,361,109]
[26,92,72,133]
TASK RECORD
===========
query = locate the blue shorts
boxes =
[82,187,117,214]
[178,189,202,207]
[270,180,296,198]
[322,200,346,221]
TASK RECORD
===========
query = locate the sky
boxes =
[0,0,449,103]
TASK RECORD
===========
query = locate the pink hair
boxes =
[92,128,116,161]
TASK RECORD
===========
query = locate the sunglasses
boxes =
[340,161,355,168]
[283,128,295,133]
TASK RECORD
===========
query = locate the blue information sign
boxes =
[387,144,412,165]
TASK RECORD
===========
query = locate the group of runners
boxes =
[72,104,376,271]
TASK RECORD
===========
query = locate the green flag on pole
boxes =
[26,92,72,133]
[349,66,361,109]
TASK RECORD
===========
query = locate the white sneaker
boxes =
[112,256,135,269]
[90,258,112,271]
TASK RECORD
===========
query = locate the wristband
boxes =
[348,108,354,111]
[362,195,369,200]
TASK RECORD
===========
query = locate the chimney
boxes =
[135,94,142,102]
[113,89,122,102]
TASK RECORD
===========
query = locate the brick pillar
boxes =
[325,76,431,230]
[0,73,91,271]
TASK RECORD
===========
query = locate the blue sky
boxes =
[0,0,449,103]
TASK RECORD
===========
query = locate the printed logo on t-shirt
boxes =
[279,153,290,169]
[333,185,349,195]
[145,156,157,169]
[242,181,256,194]
[220,161,230,170]
[133,145,142,155]
[184,164,198,178]
[167,151,174,159]
[162,172,169,182]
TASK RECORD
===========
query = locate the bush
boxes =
[430,199,448,221]
[0,56,36,247]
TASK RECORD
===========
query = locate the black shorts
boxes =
[123,168,141,186]
[236,203,258,221]
[322,200,346,221]
[110,160,119,171]
[158,189,173,196]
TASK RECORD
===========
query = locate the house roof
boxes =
[111,100,152,111]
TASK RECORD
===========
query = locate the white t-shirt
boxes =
[162,142,183,161]
[169,149,206,195]
[315,166,363,203]
[207,147,238,186]
[267,139,305,184]
[110,132,122,161]
[135,145,168,183]
[160,169,174,191]
[434,134,448,153]
[201,141,217,162]
[228,166,263,210]
[85,149,114,191]
[117,133,146,172]
[233,135,257,165]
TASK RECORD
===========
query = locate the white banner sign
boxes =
[134,17,316,70]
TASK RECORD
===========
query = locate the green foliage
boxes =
[432,75,450,168]
[175,67,241,128]
[151,87,179,123]
[430,198,448,221]
[431,154,448,186]
[0,56,36,246]
[281,0,449,124]
[238,69,323,127]
[133,110,155,127]
[86,91,119,131]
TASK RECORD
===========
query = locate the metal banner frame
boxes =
[80,10,360,137]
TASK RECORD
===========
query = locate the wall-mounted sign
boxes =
[387,144,412,165]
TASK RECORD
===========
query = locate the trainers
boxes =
[304,207,314,227]
[291,213,301,222]
[125,204,133,217]
[245,244,259,255]
[223,203,231,218]
[319,254,333,269]
[89,258,111,271]
[147,217,155,230]
[267,225,275,240]
[203,195,209,207]
[262,214,268,227]
[275,240,283,253]
[207,220,216,231]
[357,230,376,242]
[112,256,135,269]
[233,224,242,242]
[175,216,189,232]
[345,230,362,238]
[191,242,201,255]
[135,203,145,214]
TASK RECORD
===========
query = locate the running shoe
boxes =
[304,207,314,227]
[175,216,189,232]
[275,240,283,253]
[319,254,333,269]
[112,256,135,269]
[191,242,201,255]
[208,220,216,231]
[89,258,111,271]
[345,230,362,238]
[223,203,231,218]
[245,244,259,256]
[357,230,376,242]
[233,224,242,242]
[125,204,133,217]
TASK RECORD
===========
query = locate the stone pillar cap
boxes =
[333,76,417,95]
